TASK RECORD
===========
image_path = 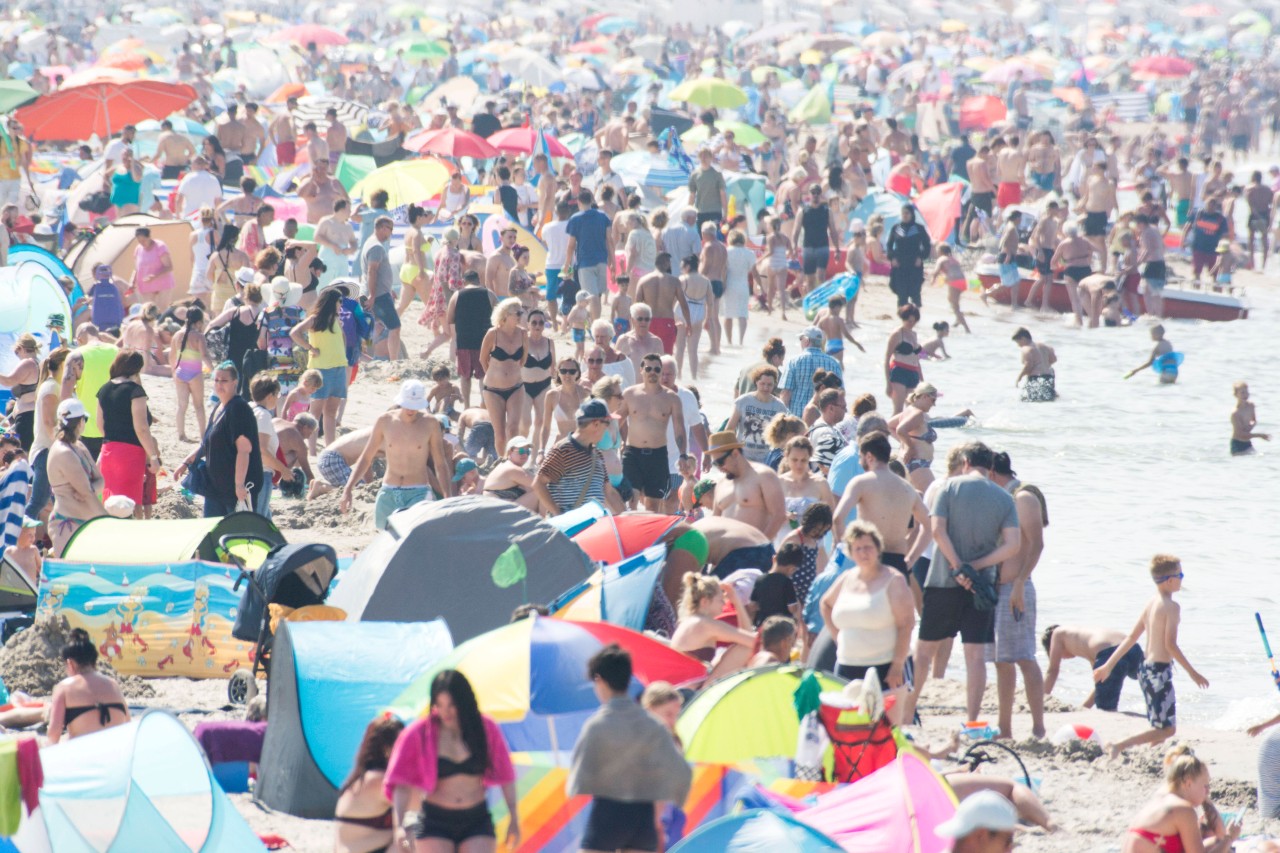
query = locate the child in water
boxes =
[1124,324,1179,384]
[921,321,951,359]
[1102,293,1126,327]
[1209,242,1237,290]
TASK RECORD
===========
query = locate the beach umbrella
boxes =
[958,94,1007,130]
[682,121,767,146]
[631,35,667,61]
[862,31,904,50]
[559,66,607,91]
[487,125,572,157]
[389,35,449,62]
[668,77,748,108]
[1230,10,1265,27]
[351,158,452,207]
[612,57,650,77]
[980,60,1043,84]
[913,182,964,244]
[420,75,481,117]
[292,96,368,133]
[671,810,844,853]
[269,23,347,47]
[568,39,610,55]
[403,126,499,159]
[266,82,309,103]
[595,17,639,34]
[96,49,162,72]
[750,65,795,84]
[1131,55,1195,79]
[789,86,832,125]
[498,49,562,87]
[15,80,197,142]
[387,615,706,751]
[0,79,38,114]
[1179,3,1222,17]
[571,515,681,564]
[387,2,426,18]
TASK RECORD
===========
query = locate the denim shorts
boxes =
[312,365,348,400]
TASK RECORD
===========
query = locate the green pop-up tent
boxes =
[61,511,283,564]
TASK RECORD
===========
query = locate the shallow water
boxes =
[917,279,1279,725]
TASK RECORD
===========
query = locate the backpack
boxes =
[206,296,243,363]
[339,297,371,366]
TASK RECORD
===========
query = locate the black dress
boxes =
[226,308,261,397]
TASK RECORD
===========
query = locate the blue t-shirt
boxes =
[826,443,864,499]
[89,281,124,329]
[1189,212,1227,255]
[566,207,611,267]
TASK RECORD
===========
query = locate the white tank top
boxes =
[30,378,58,457]
[832,580,898,666]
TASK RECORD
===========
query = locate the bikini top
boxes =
[524,347,552,370]
[64,701,127,727]
[910,425,938,444]
[437,752,486,779]
[894,340,921,356]
[335,809,393,830]
[11,382,37,398]
[491,340,525,362]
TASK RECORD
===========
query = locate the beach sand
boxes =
[112,265,1278,851]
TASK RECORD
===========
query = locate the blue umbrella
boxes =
[850,191,914,244]
[596,16,639,34]
[613,151,690,191]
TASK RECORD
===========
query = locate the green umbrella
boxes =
[682,121,766,146]
[0,79,39,115]
[668,77,748,108]
[335,154,377,192]
[390,35,449,62]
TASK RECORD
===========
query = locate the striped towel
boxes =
[0,461,31,549]
[833,84,862,118]
[1090,91,1151,122]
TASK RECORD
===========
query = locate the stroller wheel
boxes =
[228,669,259,705]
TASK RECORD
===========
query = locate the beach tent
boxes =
[551,545,668,632]
[327,496,594,642]
[798,752,958,851]
[850,191,913,242]
[0,258,72,380]
[7,711,265,852]
[39,558,259,678]
[256,620,454,818]
[0,555,37,611]
[388,615,704,752]
[61,511,283,563]
[678,666,845,766]
[671,809,844,852]
[63,213,195,303]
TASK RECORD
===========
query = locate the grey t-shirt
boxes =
[732,393,788,462]
[924,473,1018,589]
[361,237,395,299]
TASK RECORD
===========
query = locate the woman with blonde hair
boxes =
[479,297,528,457]
[1122,745,1239,852]
[891,382,941,493]
[762,412,806,471]
[670,573,756,682]
[0,333,40,450]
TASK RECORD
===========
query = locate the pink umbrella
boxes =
[487,125,572,158]
[268,24,349,47]
[404,126,500,159]
[980,61,1043,85]
[914,182,965,245]
[1180,3,1222,17]
[958,95,1007,130]
[1131,55,1195,79]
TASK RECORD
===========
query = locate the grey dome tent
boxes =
[327,496,595,642]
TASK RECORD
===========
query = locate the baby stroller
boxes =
[228,540,339,704]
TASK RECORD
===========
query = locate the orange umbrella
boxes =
[267,82,308,103]
[15,80,197,141]
[958,95,1007,130]
[1052,86,1087,110]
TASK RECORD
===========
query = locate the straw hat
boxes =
[705,431,744,455]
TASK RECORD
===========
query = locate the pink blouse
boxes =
[383,713,515,800]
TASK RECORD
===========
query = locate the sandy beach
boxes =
[100,261,1275,852]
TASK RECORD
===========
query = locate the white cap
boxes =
[394,379,429,411]
[506,435,532,452]
[935,791,1018,839]
[57,398,87,422]
[269,276,302,308]
[236,267,256,285]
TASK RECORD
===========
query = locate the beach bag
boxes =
[182,457,211,497]
[79,191,111,214]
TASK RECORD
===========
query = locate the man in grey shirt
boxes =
[361,215,401,361]
[901,442,1021,724]
[687,148,728,231]
[663,207,701,267]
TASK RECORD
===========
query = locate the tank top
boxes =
[307,324,348,370]
[832,580,897,666]
[454,288,493,350]
[31,378,58,457]
[74,342,117,439]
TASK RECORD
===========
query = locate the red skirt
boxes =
[99,441,146,504]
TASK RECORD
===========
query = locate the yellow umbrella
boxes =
[799,48,825,65]
[668,76,748,108]
[751,65,795,83]
[351,159,452,208]
[963,56,1001,72]
[940,19,969,32]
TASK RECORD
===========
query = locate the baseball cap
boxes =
[935,791,1018,839]
[394,379,429,410]
[452,458,478,482]
[692,478,717,502]
[799,326,823,343]
[575,399,612,422]
[57,398,87,422]
[506,435,533,452]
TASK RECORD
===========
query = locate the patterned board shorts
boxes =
[985,579,1037,663]
[318,449,352,487]
[1139,661,1176,729]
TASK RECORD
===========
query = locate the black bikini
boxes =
[438,752,486,778]
[63,701,127,727]
[10,381,37,398]
[414,753,496,843]
[335,809,393,830]
[485,338,526,401]
[523,346,553,398]
[483,384,523,401]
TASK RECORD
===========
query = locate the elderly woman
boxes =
[47,628,130,744]
[174,362,263,518]
[820,520,915,725]
[96,349,161,517]
[46,399,107,555]
[479,298,528,459]
[589,321,636,388]
[726,364,788,464]
[482,436,540,512]
[0,333,40,451]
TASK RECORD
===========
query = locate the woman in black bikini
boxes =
[482,436,539,512]
[884,304,924,415]
[519,308,555,443]
[1,333,40,451]
[385,670,520,853]
[47,627,130,744]
[336,716,404,853]
[479,298,527,460]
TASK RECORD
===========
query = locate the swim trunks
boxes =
[374,484,435,530]
[1092,643,1143,711]
[649,317,677,354]
[1175,199,1191,226]
[621,445,671,500]
[581,798,658,853]
[1231,438,1254,455]
[1083,211,1108,237]
[825,339,844,355]
[986,579,1037,663]
[996,181,1022,208]
[1138,660,1176,729]
[1030,172,1054,192]
[970,192,994,215]
[711,543,776,578]
[1022,374,1056,403]
[318,448,353,487]
[881,552,910,578]
[919,584,995,644]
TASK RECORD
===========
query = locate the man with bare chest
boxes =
[635,254,691,356]
[340,380,452,528]
[615,353,687,510]
[616,303,666,376]
[271,98,299,165]
[995,136,1026,210]
[1080,164,1117,266]
[486,226,517,296]
[698,225,727,354]
[707,430,786,545]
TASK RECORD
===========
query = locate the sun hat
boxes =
[320,277,357,297]
[269,276,302,308]
[934,791,1018,839]
[706,431,744,455]
[394,380,429,411]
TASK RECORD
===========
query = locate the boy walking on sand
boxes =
[1093,554,1209,758]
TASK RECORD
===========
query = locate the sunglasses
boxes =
[559,367,579,375]
[712,452,733,468]
[642,366,661,373]
[587,357,604,364]
[1155,572,1184,583]
[635,316,651,322]
[513,447,532,454]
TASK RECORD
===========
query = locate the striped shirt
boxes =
[780,348,842,418]
[539,435,606,513]
[0,461,32,549]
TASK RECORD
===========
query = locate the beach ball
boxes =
[1051,723,1100,745]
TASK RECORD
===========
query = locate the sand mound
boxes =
[1015,736,1104,763]
[0,615,155,698]
[358,353,454,384]
[150,488,200,520]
